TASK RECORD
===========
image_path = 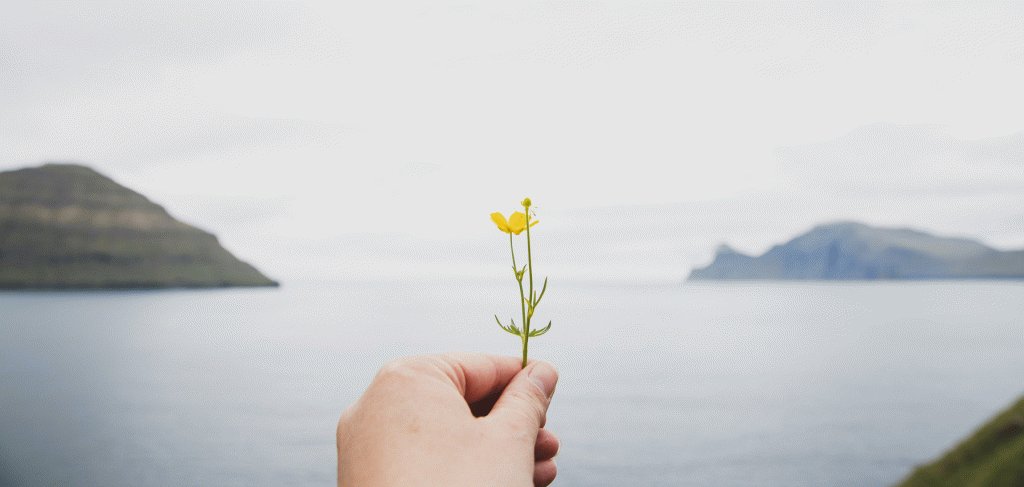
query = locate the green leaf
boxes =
[495,315,520,336]
[534,277,548,306]
[529,321,552,337]
[509,318,522,336]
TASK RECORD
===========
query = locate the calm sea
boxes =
[1,280,1022,486]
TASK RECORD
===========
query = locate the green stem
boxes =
[526,209,535,316]
[511,233,527,361]
[523,206,535,368]
[521,333,528,369]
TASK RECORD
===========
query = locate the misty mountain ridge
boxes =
[0,162,277,288]
[690,221,1024,280]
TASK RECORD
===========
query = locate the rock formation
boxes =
[689,221,1024,280]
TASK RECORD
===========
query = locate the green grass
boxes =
[894,393,1024,487]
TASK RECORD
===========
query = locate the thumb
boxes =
[489,361,558,432]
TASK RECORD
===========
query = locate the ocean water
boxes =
[1,280,1023,486]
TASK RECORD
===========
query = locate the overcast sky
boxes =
[2,1,1022,282]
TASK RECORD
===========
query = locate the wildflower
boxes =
[491,198,551,368]
[490,211,538,235]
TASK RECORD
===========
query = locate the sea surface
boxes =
[1,280,1023,486]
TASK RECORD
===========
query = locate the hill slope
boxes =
[689,222,1024,280]
[0,163,277,288]
[893,393,1024,487]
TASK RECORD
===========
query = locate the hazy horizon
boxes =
[2,2,1022,282]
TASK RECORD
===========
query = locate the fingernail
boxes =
[528,361,558,399]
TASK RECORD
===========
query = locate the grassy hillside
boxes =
[0,163,277,288]
[894,393,1024,487]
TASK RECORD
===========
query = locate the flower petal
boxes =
[490,212,511,233]
[508,211,528,235]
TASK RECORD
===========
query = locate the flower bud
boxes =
[522,197,532,208]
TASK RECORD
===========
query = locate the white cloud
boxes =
[2,2,1023,281]
[776,124,1024,197]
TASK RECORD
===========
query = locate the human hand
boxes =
[336,353,560,487]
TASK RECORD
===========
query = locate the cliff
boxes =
[689,222,1024,280]
[0,163,278,288]
[893,393,1024,487]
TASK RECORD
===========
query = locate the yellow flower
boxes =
[490,211,539,235]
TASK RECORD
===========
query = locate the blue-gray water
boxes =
[1,280,1023,486]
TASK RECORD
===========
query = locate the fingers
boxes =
[433,353,528,403]
[346,353,560,487]
[534,428,560,486]
[488,360,558,431]
[534,458,557,487]
[468,389,502,418]
[535,428,560,460]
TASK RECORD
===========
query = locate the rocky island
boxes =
[0,163,278,289]
[690,221,1024,280]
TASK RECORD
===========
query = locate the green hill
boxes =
[894,393,1024,487]
[0,163,277,288]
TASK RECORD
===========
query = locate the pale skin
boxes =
[336,353,560,487]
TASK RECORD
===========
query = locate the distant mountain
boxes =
[689,221,1024,280]
[0,163,277,288]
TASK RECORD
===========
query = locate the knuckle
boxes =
[496,388,547,432]
[337,403,356,427]
[336,403,356,449]
[375,357,422,383]
[516,384,550,414]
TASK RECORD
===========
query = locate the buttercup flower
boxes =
[490,211,538,235]
[491,198,551,369]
